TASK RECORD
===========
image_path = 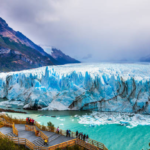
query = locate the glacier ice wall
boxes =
[0,63,150,113]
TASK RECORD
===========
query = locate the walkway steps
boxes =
[42,131,55,137]
[6,132,17,137]
[32,137,44,146]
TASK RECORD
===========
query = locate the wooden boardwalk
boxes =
[0,114,108,150]
[0,124,74,147]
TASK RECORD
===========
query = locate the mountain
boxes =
[0,17,80,72]
[42,47,80,64]
[140,55,150,62]
[51,48,80,64]
[0,17,46,55]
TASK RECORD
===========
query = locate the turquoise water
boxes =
[0,98,149,150]
[4,111,150,150]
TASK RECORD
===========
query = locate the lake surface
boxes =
[0,98,149,150]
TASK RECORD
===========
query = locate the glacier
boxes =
[0,63,150,113]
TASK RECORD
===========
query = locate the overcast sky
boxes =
[1,0,150,62]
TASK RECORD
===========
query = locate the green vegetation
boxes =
[47,121,55,131]
[0,136,28,150]
[47,121,54,127]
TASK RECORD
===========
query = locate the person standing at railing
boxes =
[83,134,86,141]
[86,135,89,143]
[66,129,68,137]
[32,119,34,125]
[29,118,32,125]
[68,130,71,137]
[76,130,78,138]
[57,126,59,134]
[78,133,81,139]
[38,131,40,136]
[26,118,28,124]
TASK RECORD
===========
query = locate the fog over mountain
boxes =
[1,0,150,62]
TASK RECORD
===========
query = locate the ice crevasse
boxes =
[0,63,150,113]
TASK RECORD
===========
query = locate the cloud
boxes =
[0,0,150,62]
[82,54,92,60]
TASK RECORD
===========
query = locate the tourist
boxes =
[79,133,81,139]
[38,131,40,137]
[32,119,34,125]
[57,126,59,134]
[76,130,78,138]
[66,129,68,137]
[83,134,86,141]
[68,130,71,137]
[81,132,83,140]
[44,139,48,145]
[26,117,28,124]
[30,118,32,125]
[36,130,39,136]
[86,135,89,143]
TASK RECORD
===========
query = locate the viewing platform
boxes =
[0,114,108,150]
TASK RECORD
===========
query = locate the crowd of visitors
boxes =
[66,129,89,142]
[76,131,89,142]
[26,117,35,125]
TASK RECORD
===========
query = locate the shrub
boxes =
[0,136,28,150]
[41,123,47,130]
[47,121,54,127]
[47,121,55,132]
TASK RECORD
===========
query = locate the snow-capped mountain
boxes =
[0,17,80,72]
[42,46,80,64]
[0,63,150,113]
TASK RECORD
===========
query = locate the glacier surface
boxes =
[0,63,150,113]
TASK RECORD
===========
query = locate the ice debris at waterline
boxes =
[1,63,150,113]
[75,112,150,128]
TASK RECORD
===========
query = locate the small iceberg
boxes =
[120,120,130,126]
[107,118,112,121]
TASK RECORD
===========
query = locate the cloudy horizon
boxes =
[1,0,150,62]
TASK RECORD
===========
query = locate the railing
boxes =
[48,139,76,150]
[12,123,18,136]
[40,131,49,142]
[3,120,12,127]
[25,125,35,132]
[0,118,4,121]
[0,131,76,150]
[0,118,4,128]
[0,130,108,150]
[34,120,108,150]
[76,138,99,150]
[0,131,35,149]
[25,125,49,142]
[0,114,26,124]
[0,114,108,150]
